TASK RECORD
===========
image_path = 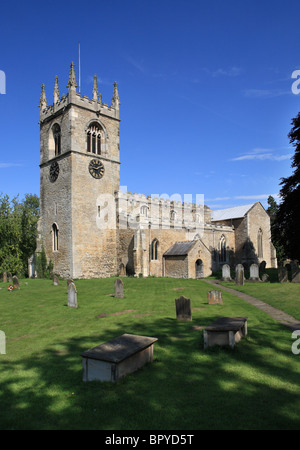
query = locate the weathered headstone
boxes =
[12,276,20,290]
[175,296,192,321]
[249,263,260,281]
[221,264,232,282]
[291,260,300,283]
[114,278,124,298]
[68,282,78,308]
[291,260,299,276]
[259,261,266,275]
[81,334,158,382]
[119,263,126,277]
[262,273,270,282]
[208,290,223,305]
[235,264,244,286]
[3,272,7,283]
[8,272,12,283]
[53,276,59,286]
[278,266,288,283]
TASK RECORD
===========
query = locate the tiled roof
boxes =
[164,241,196,256]
[211,203,255,221]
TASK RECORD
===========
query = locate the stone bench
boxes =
[203,317,248,349]
[81,333,158,382]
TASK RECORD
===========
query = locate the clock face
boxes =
[49,161,59,182]
[89,159,105,179]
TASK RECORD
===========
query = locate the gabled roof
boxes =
[211,203,255,222]
[164,241,196,256]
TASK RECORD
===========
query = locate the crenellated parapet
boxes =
[39,62,120,124]
[116,190,234,235]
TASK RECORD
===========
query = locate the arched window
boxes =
[257,228,263,258]
[151,239,159,260]
[52,223,59,251]
[87,122,101,155]
[52,124,61,156]
[140,205,148,217]
[219,235,227,263]
[170,210,176,220]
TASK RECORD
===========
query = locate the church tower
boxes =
[38,63,120,278]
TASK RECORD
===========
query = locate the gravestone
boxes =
[203,317,248,349]
[12,276,20,290]
[53,276,59,286]
[3,272,7,283]
[278,266,288,283]
[291,260,300,283]
[208,290,223,305]
[119,263,126,277]
[249,263,260,281]
[68,282,78,308]
[8,273,12,283]
[175,296,192,321]
[114,278,124,298]
[259,261,266,275]
[81,334,158,382]
[221,264,232,282]
[235,264,244,286]
[262,273,270,282]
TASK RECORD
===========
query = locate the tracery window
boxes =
[87,122,101,155]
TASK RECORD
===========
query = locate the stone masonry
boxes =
[36,63,277,280]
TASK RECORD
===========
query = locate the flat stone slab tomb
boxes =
[81,334,158,382]
[203,317,248,349]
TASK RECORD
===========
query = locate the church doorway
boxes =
[195,259,204,278]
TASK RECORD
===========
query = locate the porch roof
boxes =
[163,241,196,257]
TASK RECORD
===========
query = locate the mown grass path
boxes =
[204,279,300,331]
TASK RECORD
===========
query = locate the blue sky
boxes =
[1,0,300,210]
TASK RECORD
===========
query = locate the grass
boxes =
[0,276,300,430]
[220,273,300,321]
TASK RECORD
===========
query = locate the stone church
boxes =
[36,63,277,279]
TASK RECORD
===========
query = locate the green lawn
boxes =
[220,278,300,321]
[0,277,300,430]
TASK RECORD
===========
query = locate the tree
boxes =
[20,194,40,273]
[275,112,300,260]
[0,194,23,274]
[0,193,40,276]
[267,195,285,263]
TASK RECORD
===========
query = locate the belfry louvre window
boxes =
[87,123,101,155]
[53,124,61,156]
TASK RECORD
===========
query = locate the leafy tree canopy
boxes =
[275,112,300,260]
[0,193,39,276]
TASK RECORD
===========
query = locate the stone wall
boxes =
[164,255,188,278]
[39,89,120,279]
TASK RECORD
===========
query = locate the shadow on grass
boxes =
[0,310,299,431]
